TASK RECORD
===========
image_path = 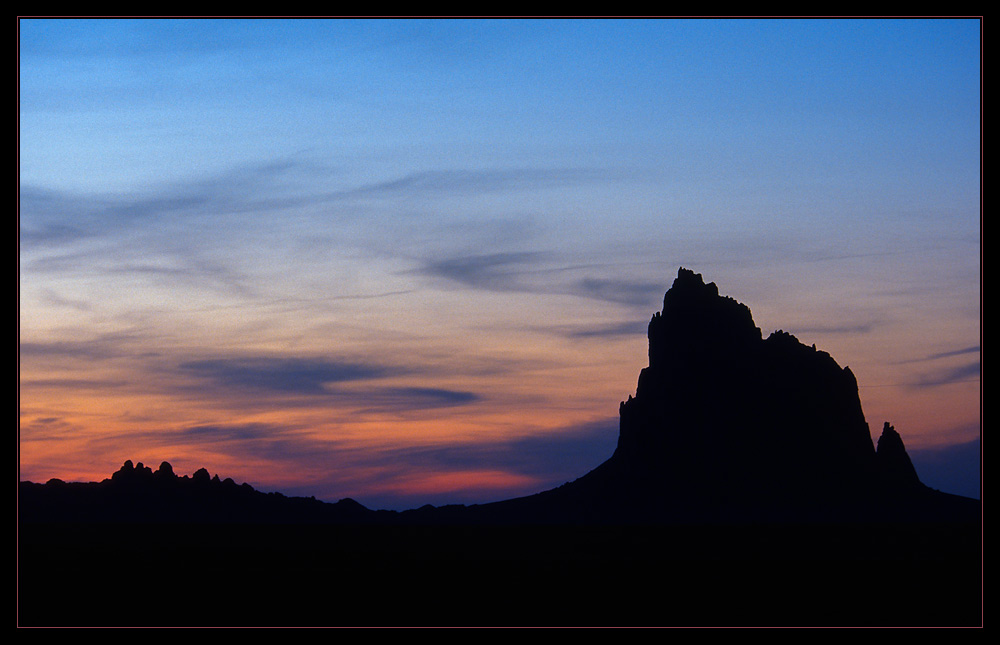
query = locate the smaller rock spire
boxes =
[876,422,923,490]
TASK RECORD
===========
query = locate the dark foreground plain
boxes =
[19,269,981,627]
[18,519,981,627]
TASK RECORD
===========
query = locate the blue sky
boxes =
[19,18,981,508]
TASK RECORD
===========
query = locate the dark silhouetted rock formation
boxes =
[473,268,977,524]
[616,268,884,517]
[18,268,982,627]
[19,268,978,528]
[876,421,923,491]
[19,460,385,525]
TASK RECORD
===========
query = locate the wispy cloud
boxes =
[20,160,307,247]
[543,320,648,339]
[19,376,135,392]
[20,164,307,304]
[22,164,606,247]
[88,421,343,473]
[36,288,94,312]
[572,277,664,307]
[375,387,479,409]
[19,332,160,361]
[415,251,548,291]
[333,167,608,200]
[21,161,616,309]
[174,354,483,414]
[786,322,877,335]
[891,345,982,389]
[907,345,981,363]
[367,417,618,482]
[412,250,669,312]
[180,357,389,395]
[911,361,981,389]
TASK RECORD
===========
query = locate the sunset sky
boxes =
[19,18,981,509]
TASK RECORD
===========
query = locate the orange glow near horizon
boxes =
[18,19,980,508]
[19,280,980,508]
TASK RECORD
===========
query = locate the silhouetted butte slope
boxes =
[463,268,978,524]
[19,268,978,528]
[18,268,982,626]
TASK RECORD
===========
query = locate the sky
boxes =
[19,18,981,509]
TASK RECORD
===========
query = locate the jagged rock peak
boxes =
[648,268,762,367]
[111,459,153,481]
[665,267,719,300]
[614,268,888,513]
[109,460,218,485]
[876,422,923,490]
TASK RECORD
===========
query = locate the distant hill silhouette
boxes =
[18,268,982,627]
[19,459,387,525]
[20,268,978,526]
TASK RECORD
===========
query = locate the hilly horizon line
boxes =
[20,442,980,517]
[20,266,981,628]
[20,267,982,518]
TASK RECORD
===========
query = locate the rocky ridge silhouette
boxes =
[19,458,383,525]
[460,268,977,525]
[18,268,982,627]
[19,268,978,527]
